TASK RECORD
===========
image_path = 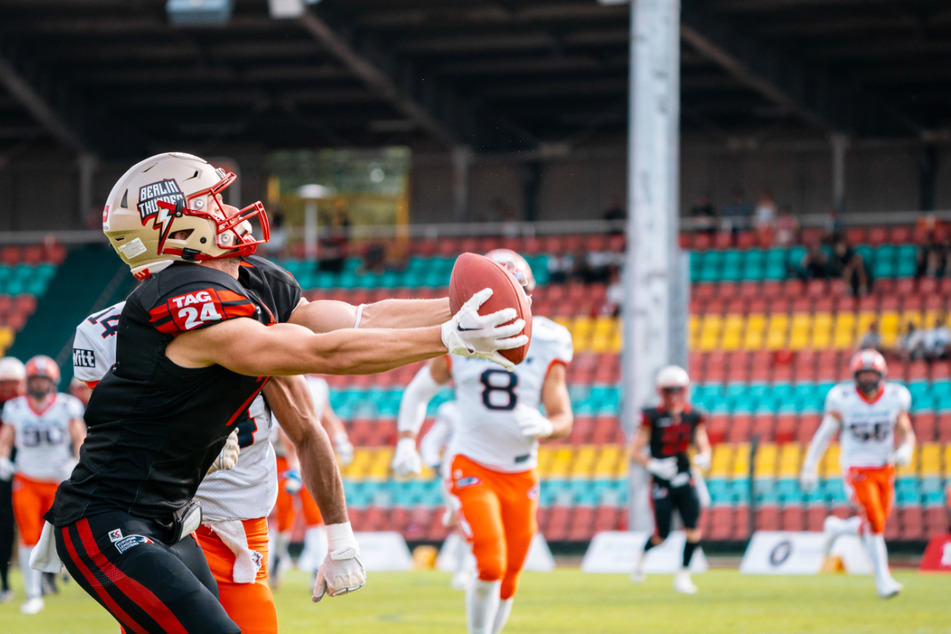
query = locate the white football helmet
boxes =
[485,248,536,292]
[850,348,887,394]
[0,356,25,402]
[103,152,270,280]
[655,365,690,391]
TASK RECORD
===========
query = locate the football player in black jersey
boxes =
[627,365,711,594]
[40,153,527,633]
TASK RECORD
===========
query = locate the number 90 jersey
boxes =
[446,316,572,472]
[825,382,912,470]
[2,394,84,482]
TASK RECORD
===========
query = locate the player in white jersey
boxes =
[0,355,85,614]
[392,250,574,634]
[800,349,915,599]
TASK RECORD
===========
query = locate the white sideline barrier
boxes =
[354,531,414,571]
[740,531,872,575]
[436,532,556,572]
[581,531,707,574]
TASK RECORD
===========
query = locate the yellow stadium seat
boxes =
[879,311,900,348]
[732,443,751,477]
[0,327,12,350]
[821,444,841,477]
[366,448,394,479]
[753,443,777,479]
[698,330,720,352]
[766,315,788,350]
[943,445,951,478]
[919,443,941,477]
[778,444,801,478]
[594,446,625,478]
[711,444,733,477]
[789,329,810,350]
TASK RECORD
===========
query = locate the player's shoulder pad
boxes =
[886,381,912,401]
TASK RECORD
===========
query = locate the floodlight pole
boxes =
[624,0,684,532]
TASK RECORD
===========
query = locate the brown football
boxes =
[448,252,533,365]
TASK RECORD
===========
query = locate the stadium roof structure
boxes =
[0,0,949,159]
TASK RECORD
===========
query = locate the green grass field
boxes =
[2,566,949,633]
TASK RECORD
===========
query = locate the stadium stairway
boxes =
[8,243,133,384]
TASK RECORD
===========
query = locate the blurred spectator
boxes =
[922,311,951,361]
[318,202,351,273]
[261,210,288,258]
[915,231,950,279]
[547,253,574,284]
[688,194,717,234]
[822,207,843,243]
[571,249,595,284]
[857,319,884,354]
[831,237,871,296]
[753,190,777,229]
[796,243,831,281]
[720,187,752,234]
[602,267,624,317]
[774,205,800,247]
[362,241,387,274]
[604,197,626,235]
[896,320,926,362]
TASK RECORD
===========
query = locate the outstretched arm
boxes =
[290,297,452,332]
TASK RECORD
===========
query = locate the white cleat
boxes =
[673,571,698,595]
[876,577,903,600]
[20,597,44,615]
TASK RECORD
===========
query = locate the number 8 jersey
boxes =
[825,381,912,470]
[446,316,572,472]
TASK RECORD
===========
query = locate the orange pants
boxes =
[12,473,58,546]
[449,454,538,600]
[274,455,322,532]
[844,465,894,534]
[194,517,277,634]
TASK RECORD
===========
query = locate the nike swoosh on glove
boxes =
[441,288,528,372]
[313,522,366,602]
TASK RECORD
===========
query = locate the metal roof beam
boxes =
[298,5,537,151]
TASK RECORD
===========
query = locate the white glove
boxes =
[441,288,529,372]
[313,522,366,602]
[0,457,14,481]
[692,452,711,471]
[645,457,678,480]
[891,443,914,467]
[206,429,240,475]
[283,468,303,494]
[334,432,355,467]
[515,407,554,439]
[391,437,422,477]
[799,468,819,492]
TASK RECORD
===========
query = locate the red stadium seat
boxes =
[867,226,888,245]
[751,414,775,442]
[889,225,912,244]
[733,507,751,541]
[774,414,797,444]
[713,232,733,249]
[806,506,827,532]
[898,507,923,541]
[709,507,733,541]
[594,505,621,531]
[924,507,949,539]
[797,414,822,444]
[781,506,804,532]
[844,227,866,244]
[884,513,900,541]
[727,414,752,443]
[706,415,728,445]
[755,506,781,531]
[545,506,572,541]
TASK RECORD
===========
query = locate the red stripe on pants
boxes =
[60,524,146,634]
[76,519,189,634]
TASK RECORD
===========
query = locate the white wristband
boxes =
[353,304,366,329]
[327,521,357,549]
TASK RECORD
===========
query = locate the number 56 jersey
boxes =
[825,382,912,470]
[446,316,572,473]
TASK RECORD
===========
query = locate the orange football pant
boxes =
[844,465,894,534]
[449,454,538,600]
[194,517,276,634]
[12,473,59,546]
[274,456,323,532]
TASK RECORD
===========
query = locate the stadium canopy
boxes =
[0,0,947,159]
